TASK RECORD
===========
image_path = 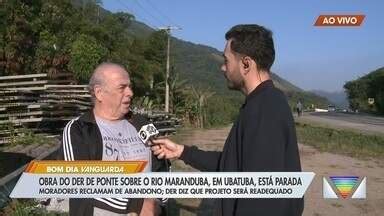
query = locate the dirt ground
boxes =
[170,127,384,216]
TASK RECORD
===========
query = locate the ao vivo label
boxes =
[314,15,365,26]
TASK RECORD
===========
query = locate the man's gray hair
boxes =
[88,62,127,103]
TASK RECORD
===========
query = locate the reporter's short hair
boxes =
[225,24,275,71]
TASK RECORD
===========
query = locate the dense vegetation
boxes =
[0,0,220,126]
[0,0,328,128]
[0,0,165,94]
[344,67,384,115]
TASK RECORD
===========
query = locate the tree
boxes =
[68,34,107,83]
[0,0,40,75]
[344,67,384,114]
[189,86,215,128]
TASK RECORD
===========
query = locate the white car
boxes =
[327,105,336,112]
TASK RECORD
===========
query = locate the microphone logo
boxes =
[139,130,148,141]
[138,124,159,144]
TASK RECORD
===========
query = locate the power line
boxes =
[143,0,180,28]
[132,0,166,27]
[115,0,157,29]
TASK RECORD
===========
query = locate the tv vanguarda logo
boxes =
[323,176,366,199]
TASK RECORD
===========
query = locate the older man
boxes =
[58,62,166,216]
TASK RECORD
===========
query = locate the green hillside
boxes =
[168,37,328,110]
[344,67,384,115]
[0,0,328,127]
[73,0,330,110]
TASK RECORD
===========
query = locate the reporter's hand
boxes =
[150,138,184,159]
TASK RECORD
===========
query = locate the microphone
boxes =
[133,114,171,209]
[138,123,159,145]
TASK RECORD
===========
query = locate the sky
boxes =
[102,0,384,92]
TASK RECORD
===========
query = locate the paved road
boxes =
[297,112,384,135]
[310,112,384,126]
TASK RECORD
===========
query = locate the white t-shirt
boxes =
[95,117,151,172]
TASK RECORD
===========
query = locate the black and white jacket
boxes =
[57,110,169,216]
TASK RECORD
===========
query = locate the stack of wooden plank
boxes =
[0,73,91,145]
[0,73,181,146]
[133,108,181,136]
[0,73,76,89]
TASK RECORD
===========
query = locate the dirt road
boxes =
[171,127,384,216]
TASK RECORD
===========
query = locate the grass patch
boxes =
[0,123,55,149]
[0,199,67,216]
[296,122,384,158]
[8,130,54,147]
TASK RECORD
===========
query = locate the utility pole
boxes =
[158,26,181,113]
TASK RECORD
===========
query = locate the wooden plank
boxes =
[0,96,39,101]
[41,94,91,98]
[0,89,35,94]
[0,139,9,145]
[0,112,81,121]
[45,89,90,93]
[0,117,74,124]
[0,103,38,109]
[0,111,44,118]
[0,103,49,110]
[26,103,78,109]
[3,110,79,117]
[0,110,79,119]
[45,84,88,89]
[0,73,47,81]
[157,127,176,135]
[152,120,176,126]
[0,73,72,83]
[38,99,92,106]
[0,80,48,87]
[2,87,46,91]
[0,106,87,115]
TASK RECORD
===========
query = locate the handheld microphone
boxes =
[138,123,159,145]
[135,115,171,209]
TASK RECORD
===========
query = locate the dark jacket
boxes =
[180,80,304,216]
[57,110,168,216]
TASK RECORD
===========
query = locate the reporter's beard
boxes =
[226,79,244,91]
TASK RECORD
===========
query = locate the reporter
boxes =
[150,24,303,216]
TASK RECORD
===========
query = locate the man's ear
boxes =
[94,85,103,102]
[241,56,253,74]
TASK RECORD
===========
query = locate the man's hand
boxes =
[139,198,160,216]
[150,138,184,159]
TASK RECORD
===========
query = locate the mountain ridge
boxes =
[79,1,330,108]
